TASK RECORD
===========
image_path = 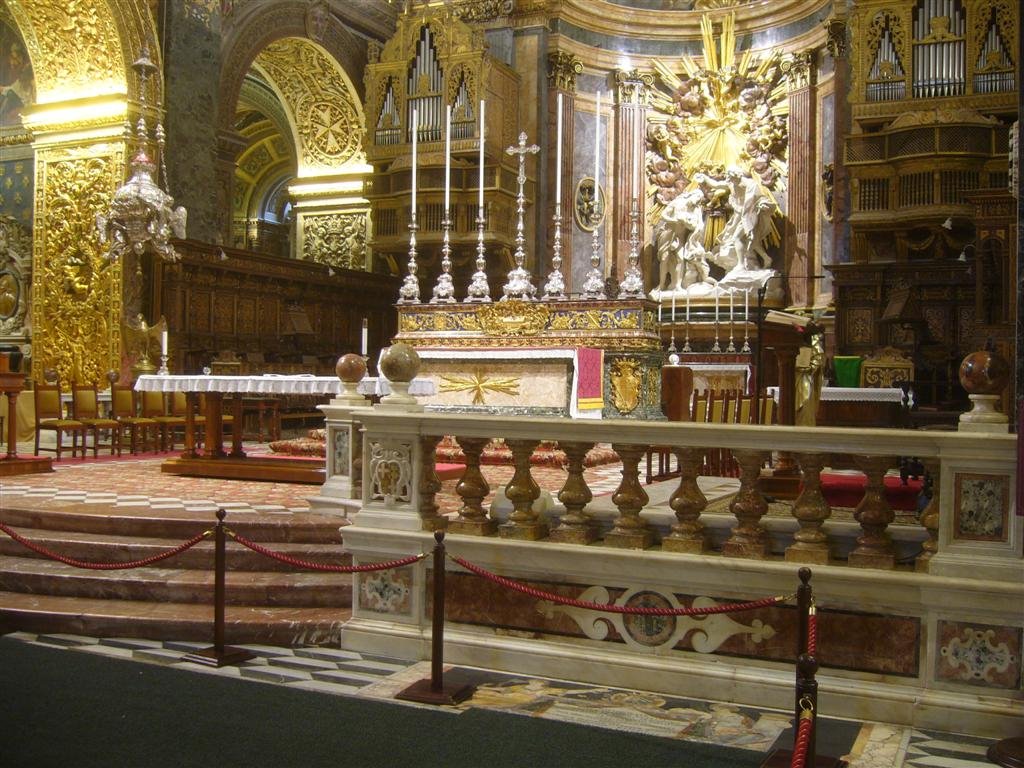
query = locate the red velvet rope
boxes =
[0,521,209,570]
[790,710,814,768]
[228,531,425,572]
[806,608,818,656]
[450,554,789,616]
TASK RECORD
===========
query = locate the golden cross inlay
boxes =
[439,370,521,405]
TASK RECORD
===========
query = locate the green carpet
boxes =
[0,635,762,768]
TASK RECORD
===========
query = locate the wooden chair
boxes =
[860,346,915,388]
[140,390,189,452]
[70,383,121,457]
[110,383,158,454]
[33,383,87,460]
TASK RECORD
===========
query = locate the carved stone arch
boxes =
[219,1,369,134]
[4,0,158,105]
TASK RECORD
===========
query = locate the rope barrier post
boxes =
[183,509,255,668]
[396,531,475,706]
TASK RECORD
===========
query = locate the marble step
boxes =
[0,504,346,544]
[0,527,351,571]
[0,591,350,645]
[0,556,352,607]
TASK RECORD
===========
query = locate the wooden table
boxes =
[0,373,53,476]
[135,374,346,484]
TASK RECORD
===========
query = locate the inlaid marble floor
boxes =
[2,632,997,768]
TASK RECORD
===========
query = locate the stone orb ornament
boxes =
[335,352,367,383]
[958,348,1010,395]
[378,342,422,409]
[957,347,1010,430]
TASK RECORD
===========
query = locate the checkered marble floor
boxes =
[1,632,998,766]
[0,483,310,514]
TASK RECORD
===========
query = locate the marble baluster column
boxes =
[915,457,940,573]
[783,51,817,308]
[549,441,598,544]
[662,447,708,553]
[448,436,496,535]
[604,444,654,549]
[612,69,653,280]
[500,439,547,540]
[547,53,581,292]
[418,434,446,532]
[724,449,770,558]
[849,454,896,569]
[785,452,832,564]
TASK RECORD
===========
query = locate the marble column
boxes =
[613,69,654,281]
[824,15,851,267]
[547,52,581,291]
[783,51,817,308]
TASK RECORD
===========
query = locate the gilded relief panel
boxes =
[31,145,123,385]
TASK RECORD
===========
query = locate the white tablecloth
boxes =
[766,386,904,403]
[135,374,345,396]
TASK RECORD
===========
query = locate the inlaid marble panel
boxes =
[357,565,412,615]
[441,573,920,676]
[954,473,1009,542]
[936,620,1022,690]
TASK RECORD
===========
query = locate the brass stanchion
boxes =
[396,531,475,705]
[183,509,255,667]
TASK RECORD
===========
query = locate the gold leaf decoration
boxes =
[439,370,521,405]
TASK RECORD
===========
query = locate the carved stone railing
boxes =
[350,409,1020,581]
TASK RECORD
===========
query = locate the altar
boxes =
[394,299,663,420]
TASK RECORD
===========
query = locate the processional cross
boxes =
[501,132,540,301]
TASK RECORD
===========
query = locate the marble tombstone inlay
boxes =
[936,620,1022,690]
[954,473,1010,542]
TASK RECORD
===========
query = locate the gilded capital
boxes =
[824,17,848,60]
[547,51,583,93]
[782,51,816,91]
[614,69,655,105]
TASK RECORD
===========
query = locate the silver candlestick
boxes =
[580,194,606,299]
[430,215,456,304]
[157,355,169,376]
[617,198,644,299]
[711,315,722,353]
[465,206,491,302]
[397,212,421,304]
[502,132,540,301]
[726,289,737,353]
[682,312,692,353]
[542,204,567,300]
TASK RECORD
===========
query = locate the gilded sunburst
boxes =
[646,14,790,220]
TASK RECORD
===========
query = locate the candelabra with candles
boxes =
[543,92,567,300]
[502,132,540,300]
[726,289,737,353]
[430,217,456,304]
[741,288,751,353]
[618,199,645,299]
[398,214,421,304]
[465,100,491,303]
[580,90,606,300]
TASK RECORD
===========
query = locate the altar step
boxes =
[0,504,353,645]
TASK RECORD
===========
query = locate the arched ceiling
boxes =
[251,36,366,176]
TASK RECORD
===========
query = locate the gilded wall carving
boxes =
[254,38,363,169]
[0,215,31,338]
[548,52,583,92]
[9,0,125,98]
[32,148,123,385]
[301,212,367,270]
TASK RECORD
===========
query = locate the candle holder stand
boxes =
[465,208,491,302]
[430,216,456,304]
[398,216,421,304]
[157,355,169,376]
[542,206,567,300]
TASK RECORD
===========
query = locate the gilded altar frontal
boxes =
[0,0,1020,750]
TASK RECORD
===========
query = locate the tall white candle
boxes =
[361,319,368,356]
[160,330,168,357]
[685,290,690,323]
[411,107,418,213]
[478,99,485,211]
[744,287,749,319]
[729,289,734,323]
[671,290,675,321]
[444,104,452,213]
[594,91,601,194]
[714,291,719,324]
[658,295,662,324]
[555,93,563,203]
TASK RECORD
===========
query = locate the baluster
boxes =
[849,454,896,569]
[785,452,831,564]
[662,447,708,553]
[418,434,446,531]
[447,436,496,535]
[604,444,654,549]
[723,449,770,558]
[549,441,598,544]
[500,439,547,539]
[915,457,940,573]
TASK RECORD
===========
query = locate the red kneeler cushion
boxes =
[818,472,923,512]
